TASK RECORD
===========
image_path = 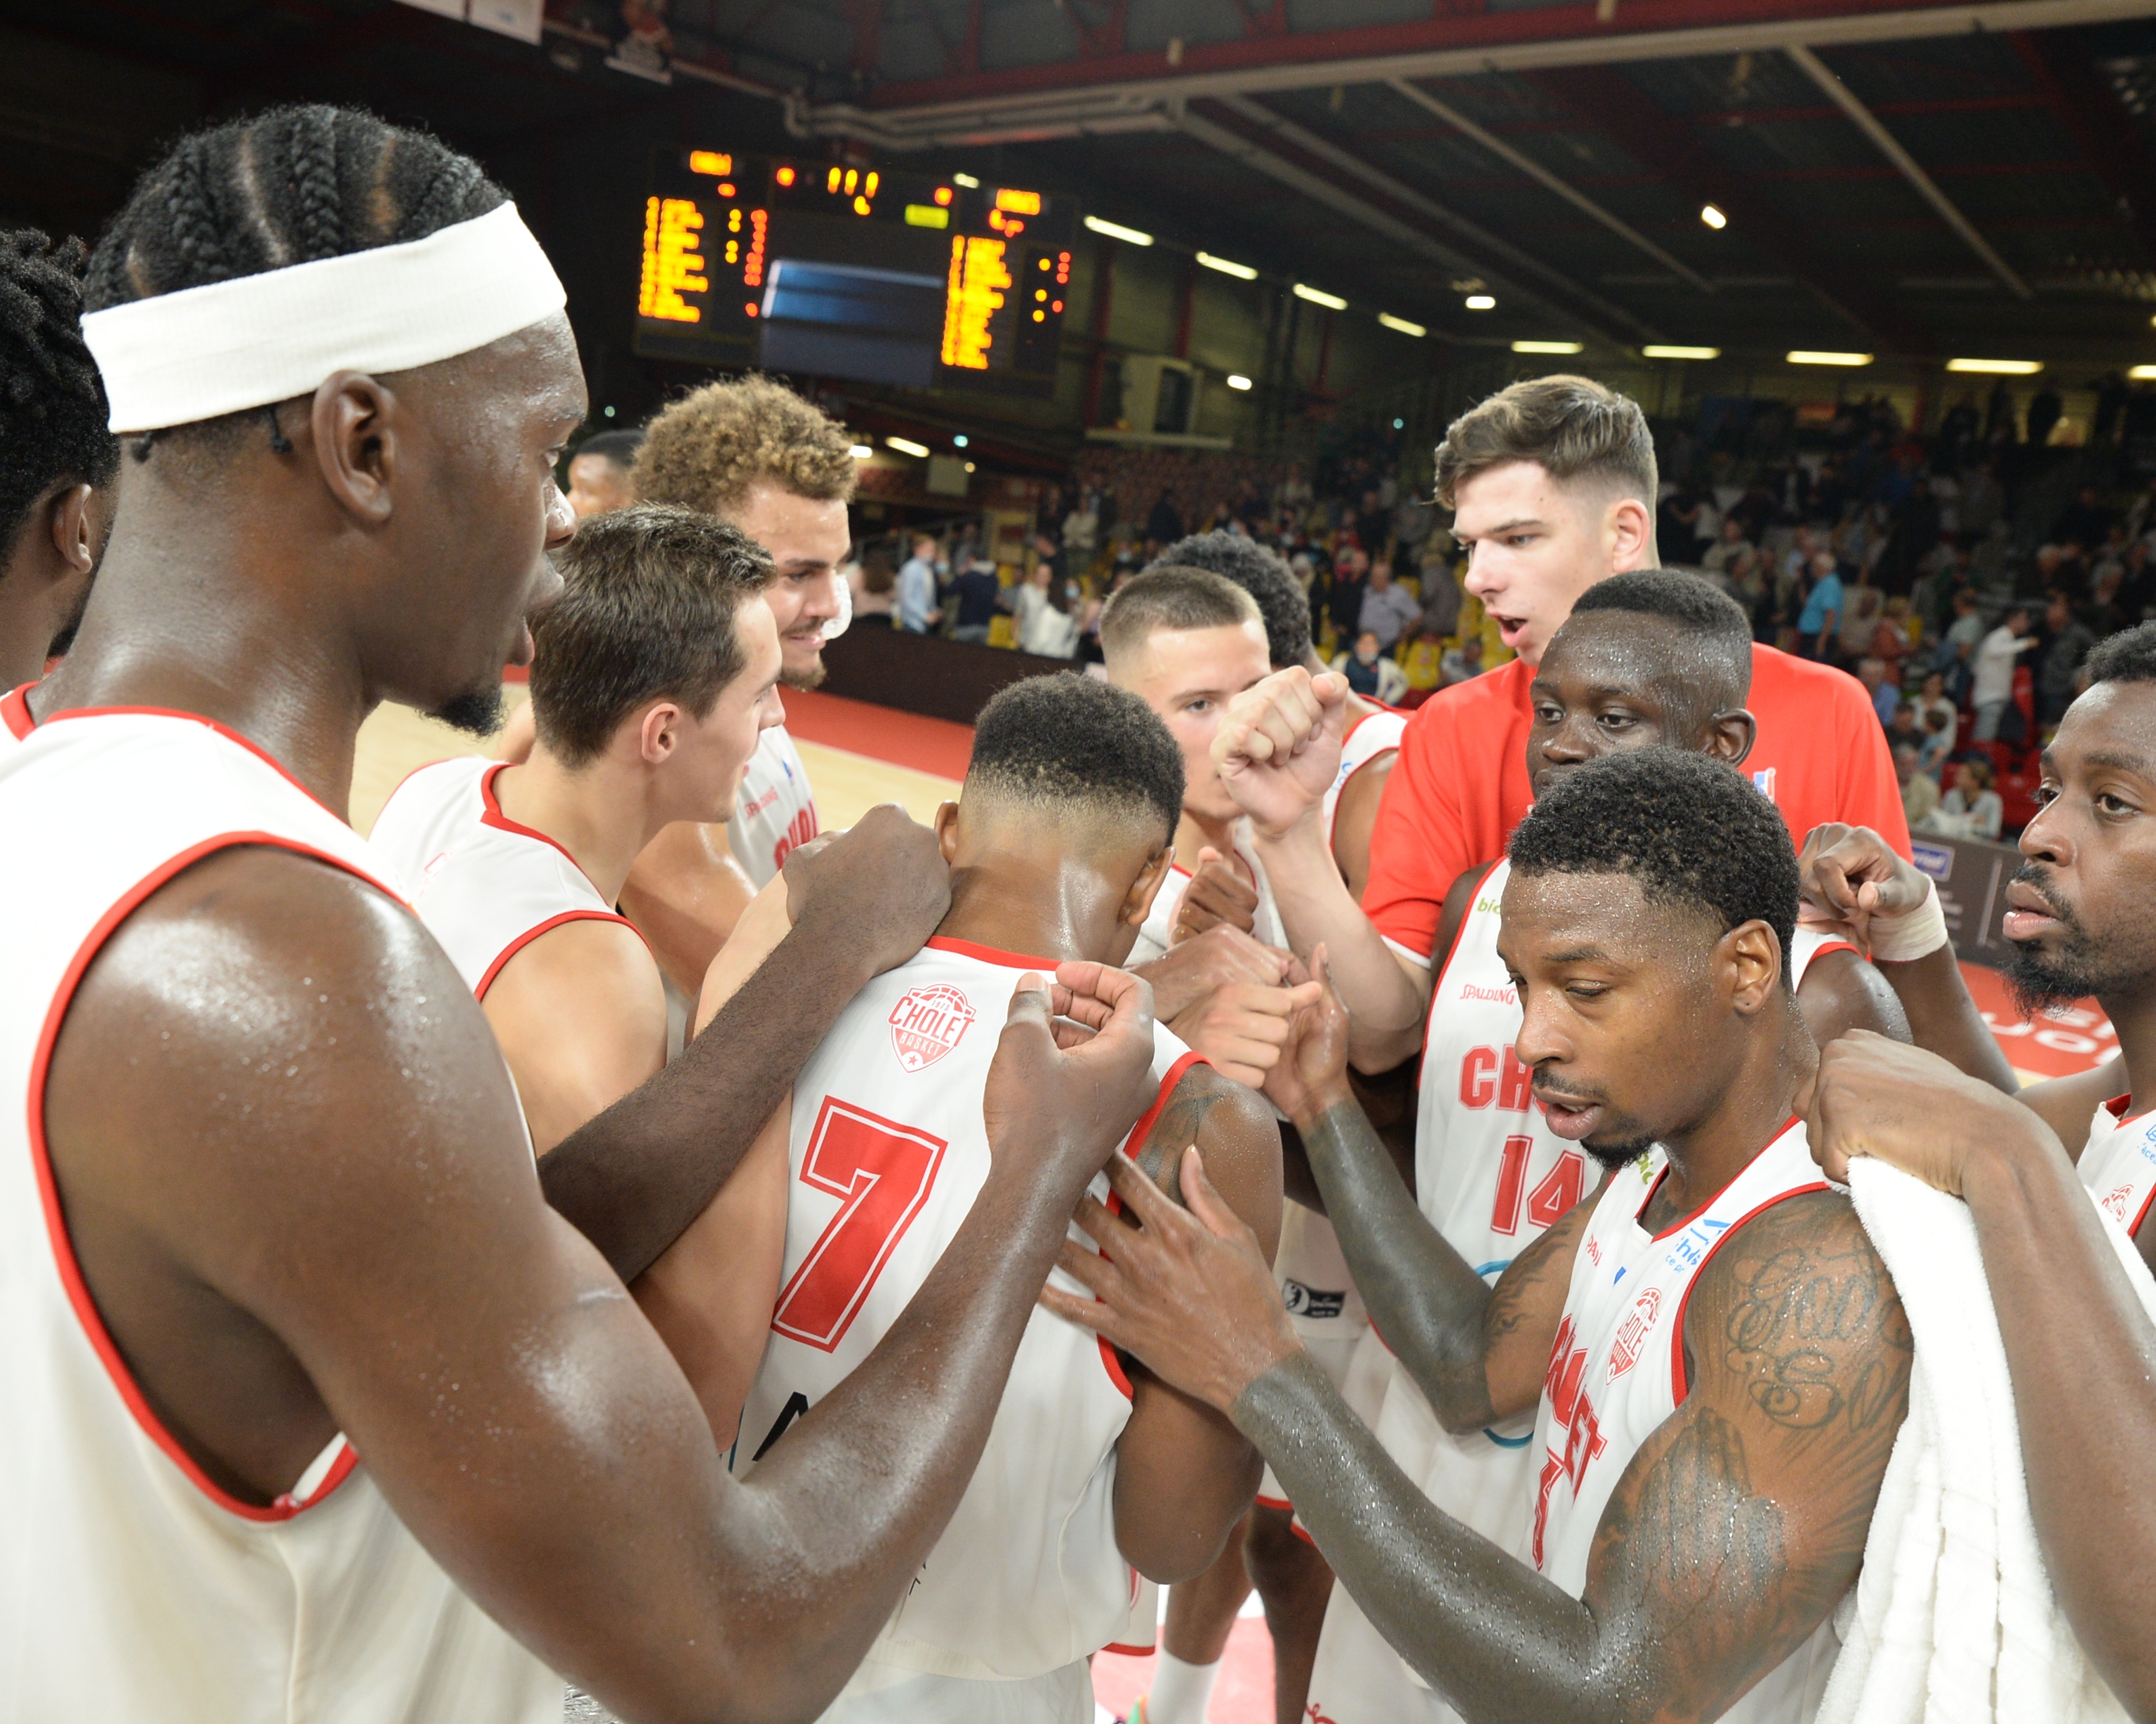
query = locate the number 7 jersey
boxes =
[735,935,1199,1686]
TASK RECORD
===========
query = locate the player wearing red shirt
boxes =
[1218,374,1908,1073]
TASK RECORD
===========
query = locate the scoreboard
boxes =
[634,148,1077,398]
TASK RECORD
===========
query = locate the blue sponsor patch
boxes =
[1911,840,1953,881]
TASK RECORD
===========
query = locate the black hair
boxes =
[966,672,1184,845]
[84,105,507,452]
[1509,750,1799,984]
[574,429,644,469]
[531,503,773,768]
[1561,569,1755,713]
[1148,531,1313,668]
[2087,620,2156,687]
[0,230,117,554]
[1098,564,1261,665]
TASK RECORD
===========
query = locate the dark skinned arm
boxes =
[1260,955,1582,1433]
[1046,1155,1910,1724]
[1811,1033,2156,1718]
[48,851,1161,1724]
[1110,1063,1285,1584]
[544,805,948,1281]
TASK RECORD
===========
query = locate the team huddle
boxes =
[7,102,2156,1724]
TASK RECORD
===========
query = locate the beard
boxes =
[430,682,507,738]
[781,653,827,691]
[1583,1132,1658,1173]
[2002,863,2127,1018]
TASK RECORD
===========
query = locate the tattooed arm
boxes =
[1046,1163,1909,1724]
[1262,958,1585,1432]
[1111,1063,1284,1584]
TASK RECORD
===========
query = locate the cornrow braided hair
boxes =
[84,104,510,454]
[0,228,117,555]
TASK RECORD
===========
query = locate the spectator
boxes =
[2037,593,2097,726]
[1936,587,1987,703]
[895,533,941,634]
[1884,701,1920,755]
[1701,516,1754,576]
[1061,489,1099,569]
[1439,633,1484,686]
[1925,756,2004,840]
[849,543,898,630]
[1971,604,2039,742]
[1856,656,1898,727]
[2052,483,2116,552]
[1917,705,1957,779]
[1400,624,1445,694]
[2026,382,2063,451]
[947,556,1002,645]
[1145,489,1183,549]
[1896,741,1940,829]
[1910,669,1957,737]
[1326,545,1370,647]
[1341,630,1385,698]
[1011,560,1080,658]
[1416,555,1462,642]
[1795,552,1844,660]
[1357,560,1422,651]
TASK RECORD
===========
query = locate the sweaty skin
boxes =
[1,477,107,691]
[38,319,1166,1724]
[1046,873,1912,1724]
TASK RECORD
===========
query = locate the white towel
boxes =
[1818,1159,2156,1724]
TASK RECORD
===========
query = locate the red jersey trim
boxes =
[1,682,34,739]
[1255,1490,1293,1513]
[1669,1177,1832,1403]
[1416,860,1506,1101]
[39,706,338,818]
[1094,1048,1211,1403]
[472,908,646,1001]
[1637,1118,1805,1242]
[478,762,607,891]
[2104,1093,2150,1129]
[1804,940,1859,967]
[28,831,399,1522]
[1325,717,1402,849]
[924,933,1065,971]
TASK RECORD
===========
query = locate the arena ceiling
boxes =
[12,0,2156,369]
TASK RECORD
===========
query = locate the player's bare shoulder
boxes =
[1135,1060,1283,1248]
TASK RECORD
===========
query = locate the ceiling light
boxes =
[952,172,980,188]
[1084,215,1153,246]
[886,436,930,458]
[1701,204,1728,229]
[2130,364,2156,380]
[1643,344,1721,361]
[1512,340,1583,354]
[1294,284,1348,310]
[849,444,874,458]
[1465,293,1496,311]
[1946,357,2042,375]
[1227,373,1253,390]
[964,460,976,472]
[1377,312,1427,337]
[952,435,969,447]
[1197,251,1258,280]
[1786,350,1873,366]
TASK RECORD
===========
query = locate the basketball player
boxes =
[1298,571,1905,1724]
[564,426,640,519]
[1052,749,1914,1724]
[648,672,1282,1723]
[620,376,851,987]
[0,227,114,717]
[1237,376,1908,1076]
[4,105,1164,1723]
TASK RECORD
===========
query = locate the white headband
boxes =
[81,202,567,434]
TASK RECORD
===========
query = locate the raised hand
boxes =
[1260,946,1353,1127]
[1171,847,1259,941]
[1211,668,1350,840]
[1042,1149,1301,1414]
[780,804,952,979]
[1806,1028,2060,1192]
[1166,974,1324,1088]
[986,963,1162,1192]
[1132,924,1289,1021]
[1798,821,1931,955]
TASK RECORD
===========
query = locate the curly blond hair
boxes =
[634,374,858,516]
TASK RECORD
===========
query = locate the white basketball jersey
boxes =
[1529,1118,1839,1723]
[0,709,557,1723]
[2080,1095,2156,1238]
[728,723,818,888]
[1127,818,1287,966]
[1,681,31,752]
[736,936,1197,1687]
[1321,706,1406,851]
[369,757,643,999]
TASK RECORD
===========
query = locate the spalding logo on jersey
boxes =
[1605,1286,1661,1381]
[888,984,977,1072]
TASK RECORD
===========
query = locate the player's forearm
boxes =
[1961,1135,2156,1716]
[543,917,874,1280]
[1232,1353,1613,1724]
[1294,1095,1497,1431]
[1875,944,2018,1092]
[1113,1406,1262,1584]
[1249,820,1427,1066]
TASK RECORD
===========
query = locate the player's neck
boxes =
[1173,808,1236,871]
[1652,1010,1818,1217]
[938,849,1133,967]
[493,750,654,906]
[2098,985,2156,1118]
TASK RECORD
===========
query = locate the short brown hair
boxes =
[1099,566,1263,666]
[531,503,774,768]
[634,374,858,517]
[1433,375,1656,510]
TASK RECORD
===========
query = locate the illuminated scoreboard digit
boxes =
[633,147,1077,398]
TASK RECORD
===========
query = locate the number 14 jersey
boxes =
[735,936,1198,1689]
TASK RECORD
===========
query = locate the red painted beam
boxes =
[863,0,1999,110]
